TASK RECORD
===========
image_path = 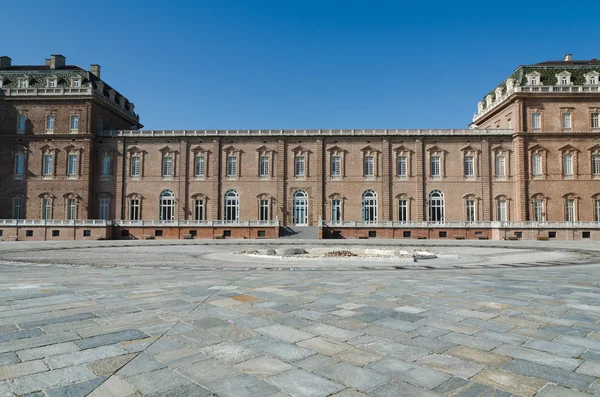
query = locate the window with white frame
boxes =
[363,155,374,178]
[12,198,24,219]
[563,153,573,177]
[330,155,341,177]
[41,198,52,219]
[331,199,341,222]
[43,153,53,176]
[17,115,26,133]
[195,155,205,178]
[14,153,25,179]
[46,115,55,132]
[101,153,111,180]
[532,153,542,177]
[99,198,110,220]
[67,153,78,177]
[259,155,269,178]
[227,155,238,177]
[48,79,57,88]
[533,199,545,222]
[159,190,175,221]
[531,112,541,129]
[162,155,173,177]
[429,190,444,222]
[70,115,79,132]
[66,198,77,220]
[592,113,599,129]
[194,198,204,221]
[294,155,305,177]
[593,154,600,176]
[130,155,141,177]
[466,199,476,222]
[561,76,568,85]
[72,78,80,88]
[398,199,408,222]
[397,155,407,178]
[224,190,239,221]
[259,199,269,221]
[18,79,28,89]
[565,199,575,222]
[497,199,507,222]
[592,76,598,85]
[595,199,600,222]
[495,155,506,177]
[464,155,474,177]
[562,112,572,129]
[129,198,140,220]
[362,190,378,223]
[430,155,441,178]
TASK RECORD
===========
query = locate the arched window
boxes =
[362,190,378,223]
[429,190,444,222]
[224,190,239,221]
[292,190,308,225]
[159,190,175,221]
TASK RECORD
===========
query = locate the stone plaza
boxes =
[1,240,600,396]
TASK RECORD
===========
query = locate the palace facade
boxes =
[1,54,600,240]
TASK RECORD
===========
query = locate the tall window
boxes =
[398,199,408,222]
[72,78,80,88]
[507,118,512,129]
[429,190,444,222]
[131,155,141,177]
[159,190,175,221]
[565,199,575,222]
[46,115,55,132]
[331,199,341,222]
[259,199,269,221]
[495,155,505,177]
[19,79,27,88]
[532,154,542,177]
[593,154,600,176]
[17,115,26,133]
[562,112,572,129]
[97,119,103,134]
[129,198,140,220]
[224,190,239,221]
[430,155,441,178]
[13,198,23,219]
[195,155,205,177]
[295,155,305,177]
[363,156,374,178]
[227,155,237,177]
[41,198,52,220]
[331,155,341,177]
[259,156,269,178]
[67,153,78,177]
[194,198,204,221]
[466,199,475,222]
[292,190,308,225]
[563,154,573,177]
[14,153,25,179]
[595,199,600,222]
[397,155,407,178]
[497,200,507,222]
[101,153,111,180]
[531,112,541,129]
[362,190,378,223]
[592,113,600,129]
[162,155,173,177]
[66,198,77,220]
[70,115,80,132]
[43,153,53,176]
[99,198,110,220]
[464,156,474,177]
[533,199,545,222]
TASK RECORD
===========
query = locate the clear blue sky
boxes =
[4,0,599,129]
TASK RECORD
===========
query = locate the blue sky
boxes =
[4,1,599,129]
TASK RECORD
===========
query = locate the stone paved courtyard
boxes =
[1,240,600,396]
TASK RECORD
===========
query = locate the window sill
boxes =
[227,176,238,180]
[397,176,408,181]
[13,175,24,180]
[42,176,54,180]
[16,130,25,135]
[194,176,206,180]
[130,176,141,180]
[100,176,112,181]
[70,130,79,134]
[363,176,375,180]
[259,176,270,180]
[67,175,78,180]
[330,175,342,180]
[295,176,306,180]
[162,176,174,180]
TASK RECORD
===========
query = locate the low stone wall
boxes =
[0,226,112,241]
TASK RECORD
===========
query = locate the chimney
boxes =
[0,56,11,69]
[45,58,51,66]
[50,54,66,69]
[564,54,573,62]
[90,64,101,79]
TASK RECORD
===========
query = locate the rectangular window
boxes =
[466,199,475,222]
[194,199,204,221]
[41,198,52,220]
[129,199,140,220]
[195,155,205,177]
[397,155,407,178]
[533,199,545,222]
[17,115,26,133]
[562,112,572,129]
[227,155,237,177]
[13,198,23,219]
[364,155,374,177]
[331,155,341,177]
[593,154,600,176]
[97,119,103,134]
[19,80,27,89]
[259,156,269,177]
[495,155,505,177]
[531,112,541,129]
[46,115,55,132]
[259,199,269,221]
[162,156,173,177]
[532,154,542,176]
[464,156,474,177]
[99,198,110,220]
[14,153,25,179]
[68,154,78,176]
[497,200,507,222]
[331,199,341,222]
[592,113,600,129]
[101,154,111,180]
[43,153,53,176]
[563,153,573,176]
[398,199,408,222]
[565,199,575,222]
[72,79,80,88]
[66,199,77,220]
[70,115,80,132]
[430,155,440,177]
[48,79,56,88]
[295,155,305,177]
[130,156,141,177]
[595,200,600,222]
[507,118,512,129]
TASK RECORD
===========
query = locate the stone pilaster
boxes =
[481,139,491,221]
[315,139,324,223]
[115,137,126,220]
[381,139,391,221]
[276,139,286,223]
[177,139,188,220]
[415,139,425,221]
[513,134,528,221]
[211,138,221,220]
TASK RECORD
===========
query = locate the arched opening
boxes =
[362,190,378,223]
[159,190,175,221]
[292,190,308,225]
[429,190,444,222]
[224,190,239,221]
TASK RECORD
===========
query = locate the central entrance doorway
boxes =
[292,190,308,225]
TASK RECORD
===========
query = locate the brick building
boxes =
[1,54,600,240]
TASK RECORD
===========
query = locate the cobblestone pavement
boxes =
[1,242,600,396]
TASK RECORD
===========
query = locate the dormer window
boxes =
[72,78,80,88]
[556,71,571,85]
[526,72,541,86]
[585,71,600,85]
[18,79,28,89]
[48,79,57,88]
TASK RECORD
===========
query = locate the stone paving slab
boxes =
[266,369,345,397]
